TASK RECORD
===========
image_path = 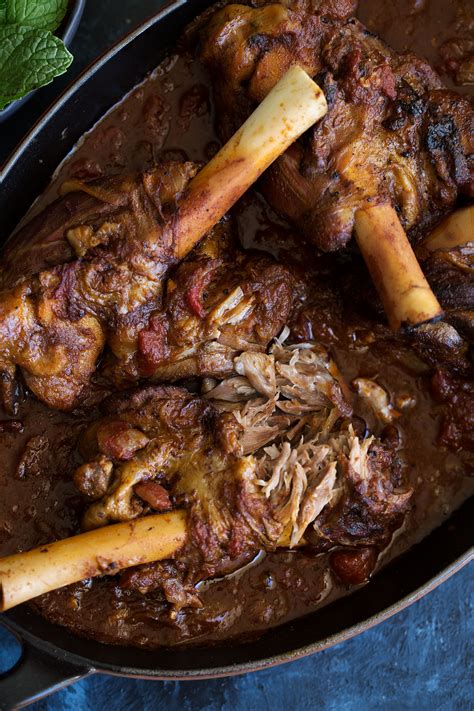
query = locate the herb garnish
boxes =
[0,0,73,110]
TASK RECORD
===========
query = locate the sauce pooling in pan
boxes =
[0,0,472,647]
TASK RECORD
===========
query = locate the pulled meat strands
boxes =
[198,2,473,330]
[354,204,443,330]
[0,511,187,612]
[109,225,295,385]
[206,335,351,454]
[0,67,326,412]
[0,340,411,610]
[210,340,410,549]
[85,340,404,549]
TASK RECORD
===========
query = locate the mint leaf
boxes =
[0,1,6,23]
[6,0,68,32]
[0,24,72,109]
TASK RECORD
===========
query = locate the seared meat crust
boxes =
[74,339,411,609]
[0,166,295,411]
[0,163,195,411]
[198,3,473,250]
[106,223,295,385]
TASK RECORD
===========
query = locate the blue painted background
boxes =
[0,1,472,708]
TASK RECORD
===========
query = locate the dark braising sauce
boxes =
[0,2,472,648]
[358,0,474,94]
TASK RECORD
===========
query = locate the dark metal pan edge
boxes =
[0,0,472,703]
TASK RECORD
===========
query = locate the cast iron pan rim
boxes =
[0,0,87,124]
[0,0,186,173]
[2,547,472,679]
[0,0,472,688]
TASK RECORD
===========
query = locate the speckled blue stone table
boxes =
[0,1,472,708]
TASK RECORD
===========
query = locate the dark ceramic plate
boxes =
[0,0,86,123]
[0,1,472,707]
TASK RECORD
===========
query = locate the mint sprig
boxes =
[6,0,68,32]
[0,24,72,109]
[0,0,73,111]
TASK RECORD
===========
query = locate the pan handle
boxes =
[0,635,93,710]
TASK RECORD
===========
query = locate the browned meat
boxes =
[73,456,114,500]
[120,560,203,609]
[198,3,473,251]
[73,337,411,610]
[73,384,277,592]
[410,217,474,375]
[0,164,294,412]
[430,369,474,469]
[0,163,196,412]
[105,223,295,385]
[313,442,409,548]
[412,320,472,376]
[423,252,474,327]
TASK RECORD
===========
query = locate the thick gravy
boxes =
[0,0,472,648]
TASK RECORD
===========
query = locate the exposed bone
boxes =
[173,66,327,259]
[354,204,444,331]
[352,378,399,424]
[0,511,187,611]
[422,206,474,253]
[0,68,326,414]
[0,335,413,611]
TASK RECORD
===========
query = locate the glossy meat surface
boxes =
[73,337,411,609]
[0,163,195,411]
[198,2,474,250]
[0,167,294,412]
[411,215,474,376]
[0,5,472,650]
[106,222,295,385]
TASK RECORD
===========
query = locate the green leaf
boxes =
[0,24,72,109]
[6,0,68,32]
[0,1,6,23]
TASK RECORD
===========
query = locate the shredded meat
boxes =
[352,378,399,424]
[0,172,295,413]
[105,224,295,385]
[73,336,411,609]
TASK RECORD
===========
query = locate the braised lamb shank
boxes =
[0,164,195,411]
[0,64,325,413]
[74,337,411,606]
[198,0,473,355]
[0,0,469,628]
[0,164,294,412]
[198,1,473,252]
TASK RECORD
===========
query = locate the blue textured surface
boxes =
[0,567,473,709]
[0,1,473,708]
